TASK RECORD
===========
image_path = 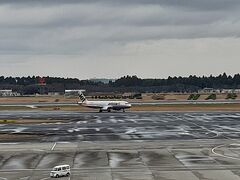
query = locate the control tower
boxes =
[37,77,47,94]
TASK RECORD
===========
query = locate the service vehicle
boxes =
[50,165,70,178]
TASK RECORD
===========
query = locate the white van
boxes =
[50,165,71,178]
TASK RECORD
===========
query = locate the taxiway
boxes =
[0,111,240,179]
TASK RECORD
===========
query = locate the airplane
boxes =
[78,91,131,112]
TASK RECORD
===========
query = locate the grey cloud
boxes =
[0,0,240,11]
[1,0,240,11]
[0,0,240,55]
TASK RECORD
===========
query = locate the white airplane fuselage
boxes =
[78,100,131,112]
[77,91,131,112]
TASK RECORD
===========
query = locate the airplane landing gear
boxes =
[99,109,103,113]
[108,109,111,112]
[123,109,125,112]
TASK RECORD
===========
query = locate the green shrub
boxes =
[226,93,237,99]
[193,94,200,100]
[188,94,200,100]
[188,94,194,100]
[206,94,216,100]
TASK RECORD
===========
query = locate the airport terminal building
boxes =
[0,90,19,97]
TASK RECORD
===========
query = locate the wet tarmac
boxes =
[0,99,240,107]
[0,141,240,179]
[0,111,239,179]
[0,111,240,142]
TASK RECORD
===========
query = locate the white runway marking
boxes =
[39,177,50,180]
[0,143,19,145]
[51,142,57,151]
[58,141,70,144]
[175,115,220,139]
[19,176,30,180]
[211,144,240,160]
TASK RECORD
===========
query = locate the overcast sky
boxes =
[1,0,240,79]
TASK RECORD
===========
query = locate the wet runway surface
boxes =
[0,140,240,180]
[0,111,240,179]
[0,111,240,142]
[1,99,240,107]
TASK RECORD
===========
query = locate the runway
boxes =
[0,140,240,179]
[0,111,240,179]
[0,99,240,107]
[0,111,240,142]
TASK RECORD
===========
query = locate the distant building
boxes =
[89,78,116,84]
[198,88,220,94]
[0,90,19,96]
[199,88,240,94]
[48,92,61,96]
[122,92,133,97]
[65,89,85,96]
[221,89,240,93]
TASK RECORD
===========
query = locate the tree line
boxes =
[0,73,239,94]
[112,73,240,88]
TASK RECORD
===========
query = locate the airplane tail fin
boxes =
[78,91,87,103]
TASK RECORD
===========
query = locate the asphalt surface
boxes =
[0,140,240,180]
[0,99,240,107]
[0,111,240,179]
[0,111,240,142]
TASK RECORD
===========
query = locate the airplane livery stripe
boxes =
[79,94,86,102]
